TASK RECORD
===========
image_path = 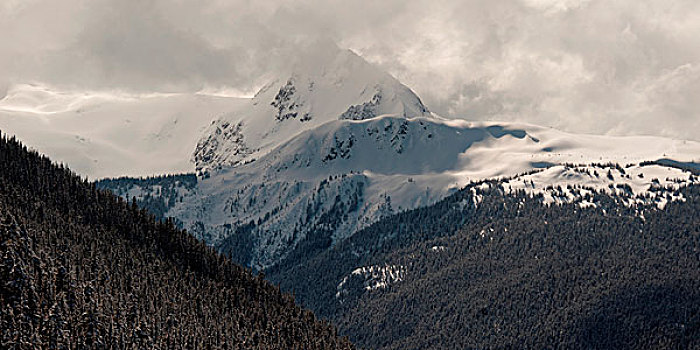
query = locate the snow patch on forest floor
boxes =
[336,264,407,299]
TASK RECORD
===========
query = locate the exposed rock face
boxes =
[193,121,252,174]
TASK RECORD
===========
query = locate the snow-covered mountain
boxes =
[0,83,247,178]
[2,45,699,269]
[165,114,699,268]
[192,47,430,174]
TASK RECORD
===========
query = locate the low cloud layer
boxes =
[1,0,698,140]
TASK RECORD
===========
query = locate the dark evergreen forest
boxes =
[0,132,354,349]
[267,179,700,349]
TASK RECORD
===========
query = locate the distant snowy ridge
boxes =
[500,163,699,209]
[0,84,248,178]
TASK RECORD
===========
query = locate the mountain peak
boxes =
[193,45,430,174]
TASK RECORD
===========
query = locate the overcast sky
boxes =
[1,0,698,140]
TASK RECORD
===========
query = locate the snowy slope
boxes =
[170,116,535,266]
[0,84,247,179]
[192,47,430,174]
[166,114,700,268]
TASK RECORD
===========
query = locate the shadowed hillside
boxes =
[0,131,354,349]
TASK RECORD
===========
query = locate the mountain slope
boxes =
[0,132,354,349]
[164,116,540,267]
[265,176,700,349]
[148,115,699,268]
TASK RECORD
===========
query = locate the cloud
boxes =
[1,0,698,140]
[0,0,295,93]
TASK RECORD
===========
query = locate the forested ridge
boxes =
[0,132,354,349]
[267,178,700,349]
